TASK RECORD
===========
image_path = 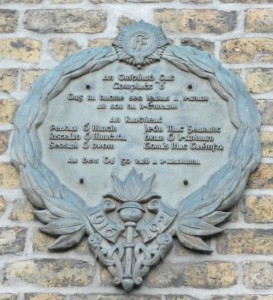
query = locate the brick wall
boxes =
[0,0,273,299]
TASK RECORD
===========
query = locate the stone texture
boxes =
[229,205,239,222]
[246,68,273,94]
[0,131,11,155]
[216,229,273,254]
[102,261,236,288]
[246,9,273,33]
[103,262,237,289]
[222,0,273,2]
[0,164,20,188]
[71,295,161,300]
[247,164,273,189]
[129,0,173,2]
[0,227,27,255]
[21,69,46,92]
[33,230,90,255]
[0,10,18,33]
[0,196,6,217]
[88,39,113,48]
[166,296,199,300]
[0,99,18,124]
[117,16,135,29]
[10,199,34,222]
[0,0,41,2]
[244,262,273,288]
[211,296,273,300]
[51,0,82,2]
[220,38,273,64]
[261,132,273,157]
[24,294,65,300]
[32,230,55,252]
[244,196,273,223]
[154,9,237,34]
[0,70,18,93]
[229,69,242,78]
[0,39,41,63]
[173,239,201,256]
[144,261,237,288]
[0,295,17,300]
[180,0,211,2]
[90,0,126,3]
[49,39,81,62]
[24,10,106,34]
[181,38,214,55]
[4,259,95,287]
[257,100,273,125]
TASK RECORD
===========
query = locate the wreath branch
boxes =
[11,47,118,250]
[163,46,261,252]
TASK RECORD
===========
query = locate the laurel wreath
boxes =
[11,45,261,252]
[163,46,261,251]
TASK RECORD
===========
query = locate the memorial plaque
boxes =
[11,21,261,292]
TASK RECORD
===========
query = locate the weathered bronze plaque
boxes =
[11,21,261,292]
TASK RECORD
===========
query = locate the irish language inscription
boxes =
[39,60,236,208]
[12,21,261,292]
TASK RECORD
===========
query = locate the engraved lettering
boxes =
[190,143,224,151]
[49,142,78,149]
[50,125,78,131]
[125,116,163,123]
[144,142,169,150]
[92,143,115,149]
[67,93,83,102]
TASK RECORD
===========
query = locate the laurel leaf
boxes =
[183,197,222,219]
[10,132,20,167]
[34,209,58,223]
[16,129,27,166]
[42,195,84,218]
[169,47,190,62]
[178,218,223,236]
[34,100,48,128]
[63,47,115,75]
[40,217,84,235]
[42,69,63,98]
[216,70,236,99]
[26,164,52,197]
[91,59,116,73]
[176,231,212,252]
[235,128,254,169]
[26,95,40,129]
[23,129,36,166]
[15,92,39,131]
[210,167,241,200]
[178,185,206,215]
[21,167,45,208]
[48,228,85,250]
[204,162,233,198]
[229,127,245,160]
[218,175,248,210]
[41,164,62,198]
[188,56,214,73]
[203,211,231,225]
[60,185,87,212]
[247,130,262,173]
[62,48,95,74]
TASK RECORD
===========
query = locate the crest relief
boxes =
[11,21,261,292]
[113,20,169,69]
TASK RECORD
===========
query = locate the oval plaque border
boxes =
[11,43,261,289]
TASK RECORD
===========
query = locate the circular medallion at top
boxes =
[122,26,158,59]
[113,21,169,68]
